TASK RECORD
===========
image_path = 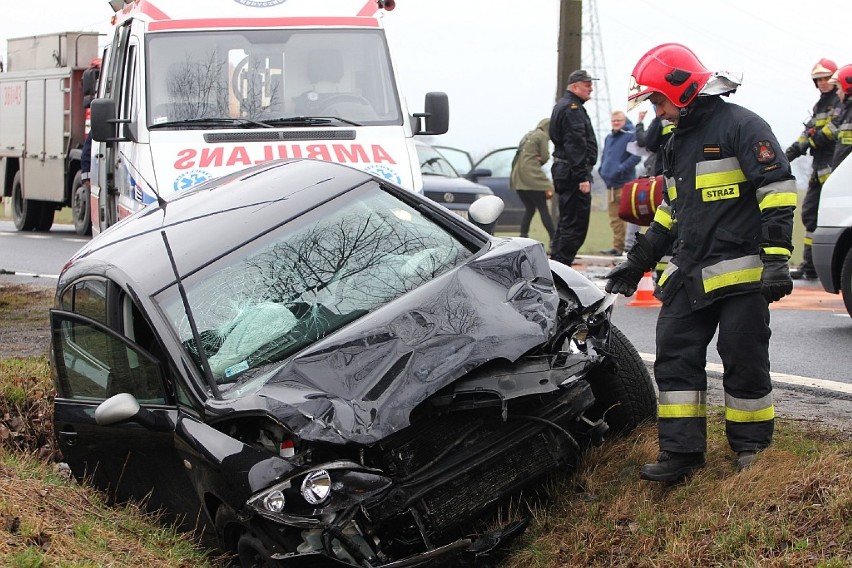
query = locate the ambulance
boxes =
[89,0,448,234]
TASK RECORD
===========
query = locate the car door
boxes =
[472,147,526,229]
[51,278,204,529]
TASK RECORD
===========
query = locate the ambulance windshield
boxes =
[146,29,401,127]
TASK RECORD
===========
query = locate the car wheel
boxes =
[841,247,852,318]
[586,324,656,434]
[71,171,92,236]
[11,171,42,231]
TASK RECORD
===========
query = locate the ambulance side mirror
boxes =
[91,98,132,143]
[413,92,449,136]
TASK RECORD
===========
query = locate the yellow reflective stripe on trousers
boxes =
[702,255,763,293]
[658,390,706,419]
[725,392,774,423]
[695,157,747,189]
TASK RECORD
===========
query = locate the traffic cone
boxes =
[626,271,661,307]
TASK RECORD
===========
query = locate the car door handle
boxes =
[57,430,78,446]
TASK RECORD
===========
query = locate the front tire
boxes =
[586,324,656,433]
[11,171,42,231]
[840,247,852,318]
[71,171,92,236]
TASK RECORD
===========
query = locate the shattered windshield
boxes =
[146,29,401,126]
[159,185,473,391]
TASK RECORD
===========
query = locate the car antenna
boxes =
[160,230,222,398]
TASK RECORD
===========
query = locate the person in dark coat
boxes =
[549,70,598,265]
[606,43,796,482]
[510,118,555,241]
[784,58,841,280]
[828,64,852,170]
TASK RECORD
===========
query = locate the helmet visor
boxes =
[627,75,653,111]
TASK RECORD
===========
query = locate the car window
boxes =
[52,312,167,404]
[432,146,474,176]
[416,144,459,178]
[59,279,108,324]
[476,148,517,178]
[159,182,475,391]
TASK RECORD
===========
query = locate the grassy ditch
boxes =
[1,284,848,566]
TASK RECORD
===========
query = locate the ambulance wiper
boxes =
[262,115,363,127]
[149,117,274,129]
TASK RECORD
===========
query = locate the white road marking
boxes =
[639,352,852,395]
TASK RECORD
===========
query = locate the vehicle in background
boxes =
[51,158,655,567]
[416,141,492,221]
[812,155,852,317]
[0,32,100,235]
[88,0,448,235]
[435,145,553,232]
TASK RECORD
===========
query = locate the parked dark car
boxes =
[435,145,547,232]
[416,141,493,221]
[50,158,655,567]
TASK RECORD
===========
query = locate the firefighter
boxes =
[606,43,797,482]
[828,65,852,170]
[784,58,841,280]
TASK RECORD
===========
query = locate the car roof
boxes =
[61,159,374,292]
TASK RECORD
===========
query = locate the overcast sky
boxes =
[2,0,846,175]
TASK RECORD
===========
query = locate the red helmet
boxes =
[627,43,713,111]
[90,57,102,69]
[811,58,837,80]
[832,64,852,95]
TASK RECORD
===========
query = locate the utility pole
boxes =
[551,0,583,226]
[555,0,582,101]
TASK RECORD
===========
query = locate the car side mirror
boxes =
[95,392,160,429]
[90,98,131,143]
[466,168,492,182]
[468,195,504,234]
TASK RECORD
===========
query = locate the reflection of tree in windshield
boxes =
[246,210,467,313]
[167,53,230,120]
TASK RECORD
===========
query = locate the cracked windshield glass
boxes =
[160,185,474,393]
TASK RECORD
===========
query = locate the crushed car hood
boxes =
[207,238,560,444]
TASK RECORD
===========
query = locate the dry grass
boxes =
[500,417,852,567]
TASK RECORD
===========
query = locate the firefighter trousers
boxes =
[654,287,774,454]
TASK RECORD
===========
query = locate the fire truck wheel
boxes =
[11,171,42,231]
[72,171,92,236]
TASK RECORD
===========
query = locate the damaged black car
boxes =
[50,158,656,567]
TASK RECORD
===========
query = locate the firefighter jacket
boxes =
[829,97,852,170]
[549,91,598,183]
[644,96,797,311]
[786,89,842,183]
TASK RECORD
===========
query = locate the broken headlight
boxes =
[247,461,392,526]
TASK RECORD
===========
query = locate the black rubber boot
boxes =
[640,451,705,482]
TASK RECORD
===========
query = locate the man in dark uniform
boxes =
[606,43,797,482]
[785,58,841,280]
[549,70,598,265]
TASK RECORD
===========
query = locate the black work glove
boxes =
[761,255,793,303]
[605,232,658,297]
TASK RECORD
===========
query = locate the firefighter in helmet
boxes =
[606,43,796,482]
[784,58,841,280]
[828,65,852,170]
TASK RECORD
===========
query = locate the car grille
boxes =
[423,191,478,205]
[368,381,594,541]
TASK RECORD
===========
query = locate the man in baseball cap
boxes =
[548,69,599,265]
